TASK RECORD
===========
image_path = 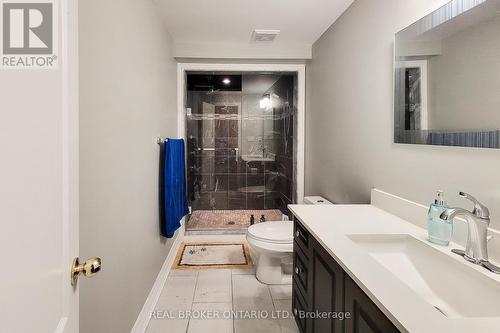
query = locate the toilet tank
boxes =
[303,196,333,205]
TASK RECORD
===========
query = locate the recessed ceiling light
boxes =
[222,78,231,85]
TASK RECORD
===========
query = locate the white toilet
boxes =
[246,221,293,285]
[246,197,333,285]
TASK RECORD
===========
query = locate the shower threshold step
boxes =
[185,209,285,235]
[184,229,248,236]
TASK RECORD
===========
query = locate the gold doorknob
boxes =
[71,257,102,286]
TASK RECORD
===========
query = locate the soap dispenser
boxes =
[427,190,452,246]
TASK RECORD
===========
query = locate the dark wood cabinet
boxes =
[292,218,400,333]
[293,241,310,302]
[344,275,399,333]
[311,242,345,333]
[292,281,310,333]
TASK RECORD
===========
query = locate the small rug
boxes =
[173,242,253,269]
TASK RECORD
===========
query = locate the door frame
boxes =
[402,60,428,130]
[177,63,306,204]
[59,0,79,331]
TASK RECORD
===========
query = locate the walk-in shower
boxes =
[185,71,297,233]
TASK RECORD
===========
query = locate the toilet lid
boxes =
[247,221,293,244]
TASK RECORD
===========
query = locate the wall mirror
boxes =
[394,0,500,148]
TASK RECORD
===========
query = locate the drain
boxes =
[227,221,235,225]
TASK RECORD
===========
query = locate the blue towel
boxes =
[161,138,189,238]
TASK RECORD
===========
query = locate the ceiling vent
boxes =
[252,30,280,42]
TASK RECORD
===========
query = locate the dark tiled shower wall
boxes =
[187,147,277,211]
[265,75,296,213]
[186,91,272,211]
[186,76,296,214]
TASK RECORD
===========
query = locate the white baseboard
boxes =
[130,225,185,333]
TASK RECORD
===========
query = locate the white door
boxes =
[0,0,80,332]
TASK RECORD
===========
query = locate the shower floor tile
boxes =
[186,209,284,233]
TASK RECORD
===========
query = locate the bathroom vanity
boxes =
[292,218,398,333]
[289,199,500,333]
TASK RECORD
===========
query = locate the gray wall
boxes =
[306,0,500,229]
[428,17,500,130]
[79,0,178,332]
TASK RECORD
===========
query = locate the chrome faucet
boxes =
[440,192,500,274]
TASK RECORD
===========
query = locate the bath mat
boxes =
[173,242,253,269]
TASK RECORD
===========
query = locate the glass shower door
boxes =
[185,72,297,231]
[186,81,243,212]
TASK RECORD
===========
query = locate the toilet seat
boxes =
[247,221,293,244]
[246,221,294,284]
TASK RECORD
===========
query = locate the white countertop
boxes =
[288,204,500,333]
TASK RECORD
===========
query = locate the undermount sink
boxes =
[348,234,500,318]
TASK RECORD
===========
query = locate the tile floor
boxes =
[146,268,299,333]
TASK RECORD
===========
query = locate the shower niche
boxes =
[185,72,297,232]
